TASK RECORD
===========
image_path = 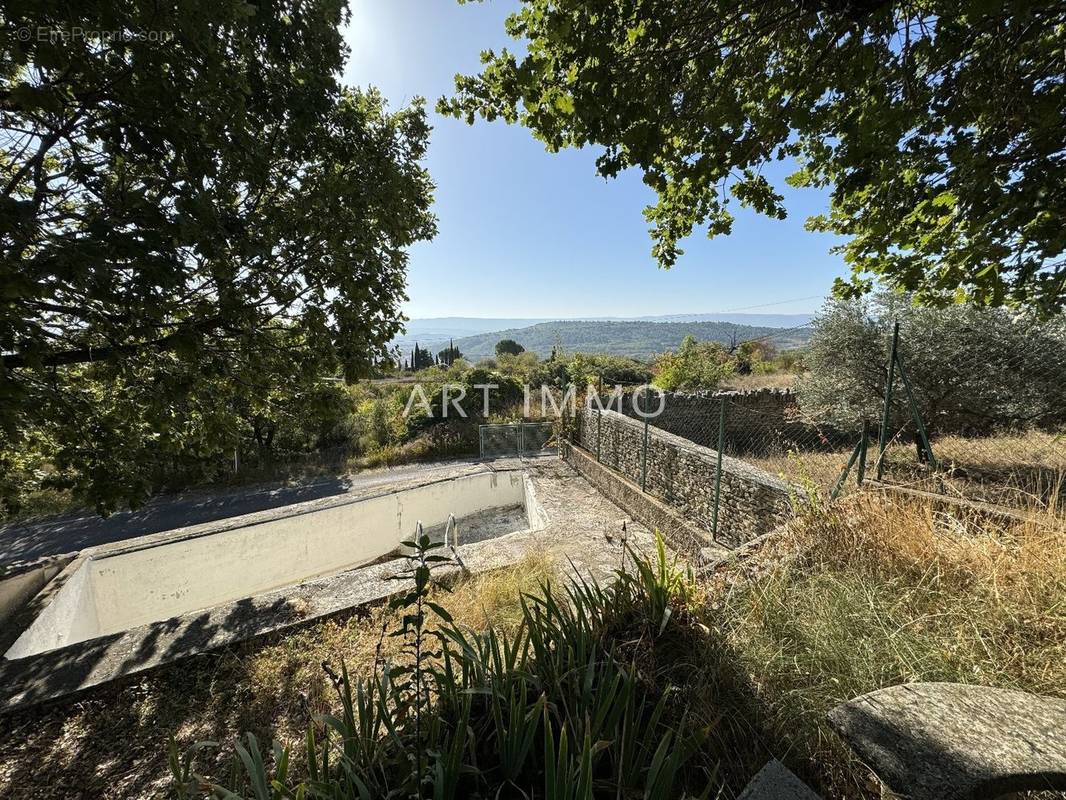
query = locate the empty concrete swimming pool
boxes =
[6,470,541,660]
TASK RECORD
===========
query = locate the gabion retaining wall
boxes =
[616,388,835,455]
[574,407,799,547]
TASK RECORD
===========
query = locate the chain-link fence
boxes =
[860,321,1066,512]
[479,422,557,459]
[713,398,859,497]
[688,318,1063,514]
[592,315,1065,517]
[603,388,858,500]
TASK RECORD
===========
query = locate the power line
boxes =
[734,319,816,347]
[703,294,825,315]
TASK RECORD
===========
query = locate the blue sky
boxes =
[343,0,848,319]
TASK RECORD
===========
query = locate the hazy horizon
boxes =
[402,310,820,322]
[391,312,819,354]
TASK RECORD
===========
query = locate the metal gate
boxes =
[479,422,556,459]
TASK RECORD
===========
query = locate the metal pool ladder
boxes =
[444,513,464,568]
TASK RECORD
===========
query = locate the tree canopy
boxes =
[495,338,525,356]
[441,1,1066,314]
[1,0,435,510]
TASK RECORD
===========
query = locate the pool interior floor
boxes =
[421,504,528,547]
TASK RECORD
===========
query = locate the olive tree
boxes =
[799,295,1066,436]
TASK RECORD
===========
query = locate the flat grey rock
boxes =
[737,759,822,800]
[827,682,1066,800]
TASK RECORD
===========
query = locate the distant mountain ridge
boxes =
[626,312,815,327]
[447,319,812,360]
[391,318,554,351]
[392,313,815,355]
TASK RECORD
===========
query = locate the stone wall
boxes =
[561,443,714,559]
[573,408,798,547]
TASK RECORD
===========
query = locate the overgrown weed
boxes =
[170,535,718,799]
[710,489,1066,796]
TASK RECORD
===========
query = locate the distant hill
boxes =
[391,317,554,351]
[391,313,815,354]
[451,319,812,360]
[629,312,814,327]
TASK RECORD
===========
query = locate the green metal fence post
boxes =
[831,436,864,499]
[711,397,727,538]
[893,349,938,470]
[876,320,900,480]
[856,418,869,486]
[640,387,649,492]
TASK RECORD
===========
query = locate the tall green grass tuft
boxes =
[169,533,715,799]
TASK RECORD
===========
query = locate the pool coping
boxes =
[79,467,524,562]
[0,466,546,712]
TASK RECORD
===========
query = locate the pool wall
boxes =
[6,471,528,659]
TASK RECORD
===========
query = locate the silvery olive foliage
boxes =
[798,294,1066,434]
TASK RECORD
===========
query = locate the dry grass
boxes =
[744,447,856,494]
[934,428,1066,471]
[792,491,1066,628]
[703,491,1066,797]
[719,372,798,392]
[741,427,1066,514]
[242,549,555,743]
[923,429,1066,509]
[0,551,555,799]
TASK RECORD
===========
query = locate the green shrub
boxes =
[521,352,652,389]
[565,353,652,387]
[459,367,525,413]
[653,336,734,391]
[169,535,714,799]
